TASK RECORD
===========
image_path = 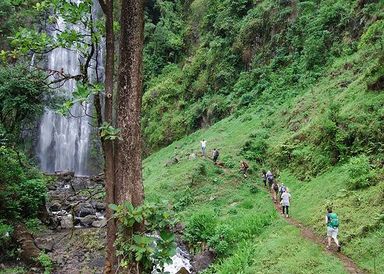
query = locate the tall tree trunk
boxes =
[115,0,145,272]
[98,0,117,273]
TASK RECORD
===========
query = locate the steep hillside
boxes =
[142,0,383,154]
[142,14,384,271]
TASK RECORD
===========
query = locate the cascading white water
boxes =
[38,6,102,176]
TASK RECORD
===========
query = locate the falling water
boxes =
[38,4,103,176]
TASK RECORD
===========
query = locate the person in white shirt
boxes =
[280,188,291,218]
[200,139,207,157]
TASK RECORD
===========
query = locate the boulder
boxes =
[80,215,97,227]
[88,256,105,269]
[60,215,74,229]
[91,219,107,228]
[71,179,88,192]
[76,203,96,217]
[55,170,75,182]
[90,173,105,184]
[49,201,62,212]
[48,184,57,191]
[34,237,55,252]
[193,250,216,273]
[93,201,106,211]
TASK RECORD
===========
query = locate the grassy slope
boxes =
[143,46,384,273]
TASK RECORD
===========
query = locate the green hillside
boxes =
[142,0,383,154]
[142,1,384,270]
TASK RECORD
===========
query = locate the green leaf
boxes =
[108,204,118,211]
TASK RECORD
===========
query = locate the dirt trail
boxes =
[271,193,366,274]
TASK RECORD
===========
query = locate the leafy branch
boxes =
[109,202,177,273]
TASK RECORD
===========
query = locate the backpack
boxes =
[280,186,286,193]
[273,183,279,191]
[328,213,339,228]
[214,150,219,157]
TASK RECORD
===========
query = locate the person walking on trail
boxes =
[240,161,249,178]
[326,208,341,252]
[279,183,287,200]
[200,139,207,157]
[280,188,291,218]
[212,148,219,163]
[261,170,267,187]
[272,181,279,202]
[266,170,274,189]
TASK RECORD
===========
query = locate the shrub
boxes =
[345,155,376,190]
[0,147,46,220]
[37,251,53,274]
[240,132,269,163]
[184,210,217,245]
[221,155,236,168]
[208,224,235,255]
[25,218,43,234]
[0,220,13,254]
[173,188,194,212]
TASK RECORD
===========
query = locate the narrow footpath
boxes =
[270,194,366,274]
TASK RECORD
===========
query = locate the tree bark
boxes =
[115,0,145,272]
[116,0,145,210]
[98,0,118,273]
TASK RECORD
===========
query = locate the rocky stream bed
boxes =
[2,174,215,274]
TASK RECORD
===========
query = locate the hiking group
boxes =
[200,139,220,164]
[262,169,341,252]
[199,140,250,176]
[262,170,291,218]
[198,139,341,252]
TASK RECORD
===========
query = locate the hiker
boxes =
[261,170,267,187]
[200,139,207,157]
[280,188,291,218]
[279,183,287,200]
[272,181,279,202]
[266,170,274,189]
[240,161,249,178]
[326,208,341,252]
[212,148,219,163]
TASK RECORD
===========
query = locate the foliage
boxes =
[0,146,46,220]
[99,122,122,141]
[0,0,44,50]
[25,218,43,234]
[141,0,383,152]
[57,83,103,116]
[240,130,269,163]
[184,210,217,248]
[142,20,384,268]
[344,155,376,190]
[0,220,13,256]
[37,251,53,274]
[109,201,176,273]
[0,64,49,139]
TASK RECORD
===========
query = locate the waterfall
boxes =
[38,4,103,176]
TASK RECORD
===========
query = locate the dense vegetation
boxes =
[0,55,49,265]
[142,0,383,153]
[141,0,384,273]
